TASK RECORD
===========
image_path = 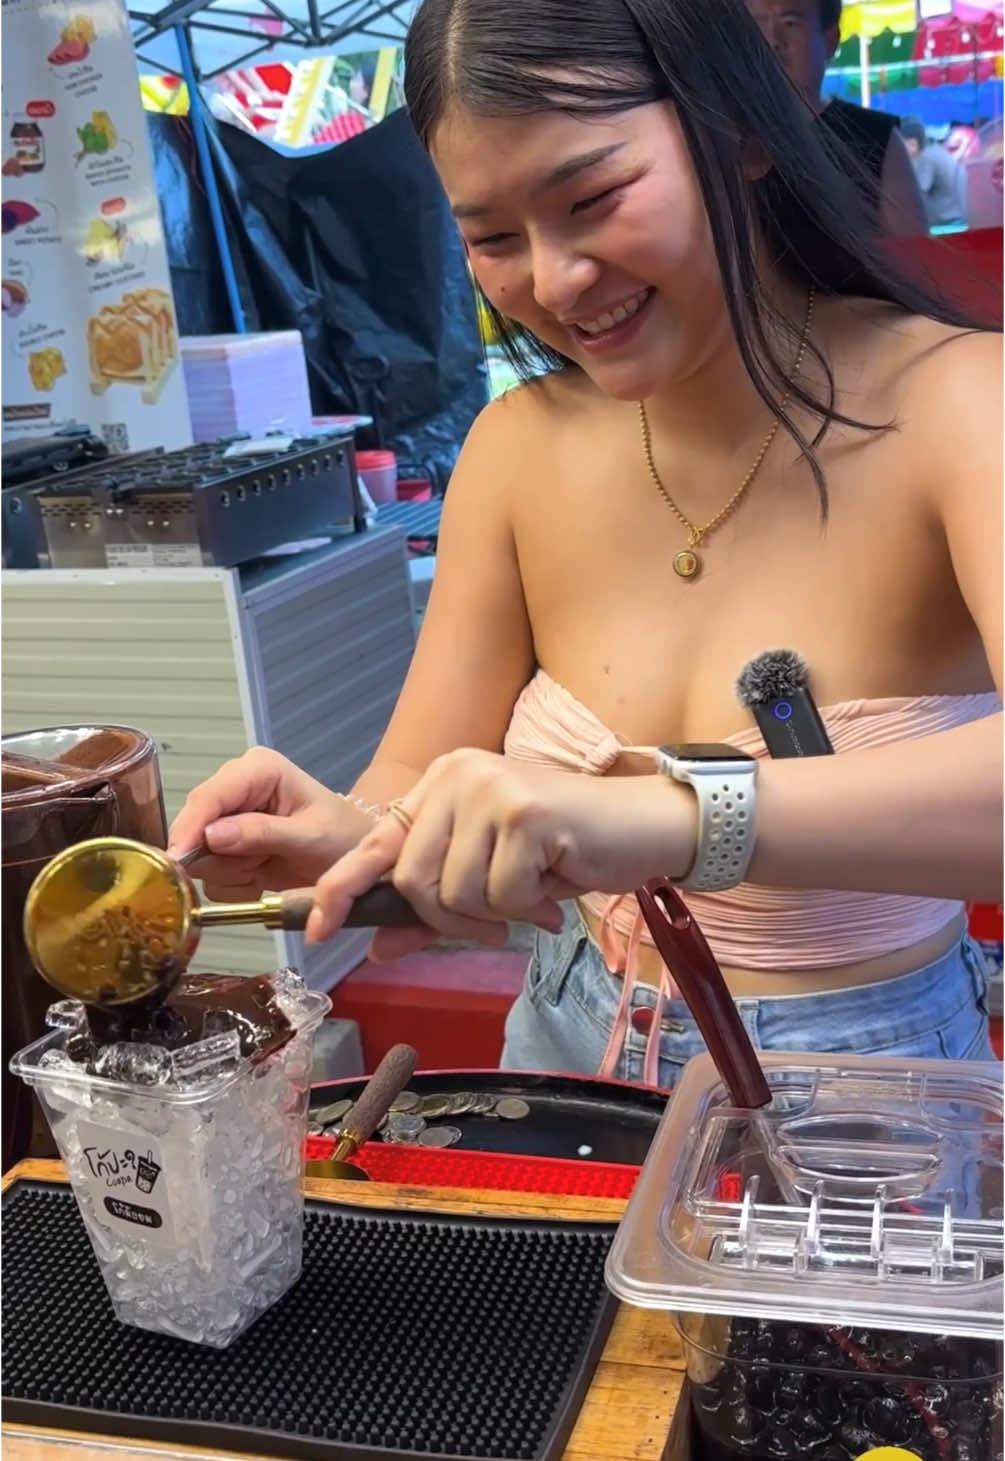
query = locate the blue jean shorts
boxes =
[501,905,998,1087]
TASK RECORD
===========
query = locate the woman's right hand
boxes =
[167,747,374,901]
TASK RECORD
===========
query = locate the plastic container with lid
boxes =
[355,448,397,505]
[607,1051,1003,1461]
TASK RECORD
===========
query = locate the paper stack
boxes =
[181,331,313,443]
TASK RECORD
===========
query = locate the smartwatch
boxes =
[658,743,758,893]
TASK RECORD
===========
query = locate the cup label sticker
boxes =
[76,1120,174,1247]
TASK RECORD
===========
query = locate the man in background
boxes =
[899,115,965,228]
[749,0,928,237]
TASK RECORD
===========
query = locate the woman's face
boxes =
[431,102,730,401]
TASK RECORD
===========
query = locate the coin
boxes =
[470,1093,499,1115]
[307,1124,326,1137]
[384,1113,426,1143]
[419,1125,462,1148]
[390,1090,422,1114]
[418,1095,454,1119]
[445,1091,478,1117]
[314,1097,354,1127]
[495,1096,530,1120]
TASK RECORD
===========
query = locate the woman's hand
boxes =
[167,747,374,901]
[305,749,696,959]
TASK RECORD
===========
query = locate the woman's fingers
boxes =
[486,825,565,930]
[167,748,286,856]
[307,800,509,948]
[306,816,406,942]
[368,926,440,962]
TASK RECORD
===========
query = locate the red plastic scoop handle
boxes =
[636,878,772,1110]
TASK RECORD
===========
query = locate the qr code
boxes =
[100,422,130,454]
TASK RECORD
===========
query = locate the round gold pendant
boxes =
[672,548,701,579]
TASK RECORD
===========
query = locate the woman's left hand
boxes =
[304,749,695,959]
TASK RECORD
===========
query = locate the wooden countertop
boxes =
[2,1159,685,1461]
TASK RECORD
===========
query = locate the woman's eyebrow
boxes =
[451,142,626,219]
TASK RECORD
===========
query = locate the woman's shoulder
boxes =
[473,366,605,443]
[447,368,604,517]
[831,298,1000,418]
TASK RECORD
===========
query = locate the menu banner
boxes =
[2,0,191,451]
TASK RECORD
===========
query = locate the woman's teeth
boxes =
[576,288,651,336]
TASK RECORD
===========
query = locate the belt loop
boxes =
[962,935,990,1009]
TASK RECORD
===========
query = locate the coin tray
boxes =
[2,1179,618,1461]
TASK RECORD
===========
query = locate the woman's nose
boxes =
[530,241,600,319]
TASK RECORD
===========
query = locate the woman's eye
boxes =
[572,187,619,215]
[471,232,517,249]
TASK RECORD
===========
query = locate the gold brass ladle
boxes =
[24,834,416,1007]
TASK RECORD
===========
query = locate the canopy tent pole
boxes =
[861,28,872,108]
[174,22,247,331]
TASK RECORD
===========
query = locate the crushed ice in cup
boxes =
[92,1041,172,1086]
[169,1027,241,1087]
[45,998,88,1031]
[271,965,316,1025]
[13,969,330,1347]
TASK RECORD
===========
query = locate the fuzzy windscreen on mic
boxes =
[735,648,811,708]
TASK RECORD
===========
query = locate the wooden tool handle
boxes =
[345,1044,418,1145]
[276,882,418,930]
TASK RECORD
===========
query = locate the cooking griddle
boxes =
[2,1179,618,1461]
[311,1070,668,1167]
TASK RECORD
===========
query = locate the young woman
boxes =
[170,0,1001,1085]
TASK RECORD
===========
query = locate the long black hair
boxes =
[404,0,996,508]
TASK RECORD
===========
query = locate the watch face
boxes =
[661,743,756,763]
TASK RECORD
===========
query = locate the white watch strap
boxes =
[670,763,757,893]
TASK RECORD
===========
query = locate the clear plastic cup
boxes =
[10,973,331,1348]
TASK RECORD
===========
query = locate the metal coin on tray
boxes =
[384,1113,427,1144]
[495,1097,531,1120]
[314,1098,354,1128]
[418,1125,462,1148]
[307,1124,326,1137]
[418,1095,454,1120]
[389,1090,422,1114]
[444,1091,479,1117]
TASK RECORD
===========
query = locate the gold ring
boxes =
[387,799,414,832]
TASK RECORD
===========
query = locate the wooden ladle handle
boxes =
[275,882,419,930]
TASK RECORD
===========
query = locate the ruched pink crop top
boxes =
[504,670,1000,976]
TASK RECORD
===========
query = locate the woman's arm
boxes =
[168,392,537,890]
[352,390,537,799]
[308,331,1002,940]
[751,712,1001,899]
[752,327,1002,898]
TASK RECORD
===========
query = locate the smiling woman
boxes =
[170,0,1002,1087]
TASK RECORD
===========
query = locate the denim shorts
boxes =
[501,904,998,1087]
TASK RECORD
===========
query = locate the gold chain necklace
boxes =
[640,288,815,580]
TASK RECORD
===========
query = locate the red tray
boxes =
[304,1134,640,1198]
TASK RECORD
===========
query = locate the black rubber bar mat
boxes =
[2,1179,618,1461]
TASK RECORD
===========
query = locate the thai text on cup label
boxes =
[76,1120,174,1246]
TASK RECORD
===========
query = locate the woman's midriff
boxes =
[579,904,967,998]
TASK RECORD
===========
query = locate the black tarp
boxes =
[148,107,488,487]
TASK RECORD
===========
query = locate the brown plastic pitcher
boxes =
[2,726,166,1168]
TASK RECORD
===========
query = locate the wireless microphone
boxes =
[735,648,834,757]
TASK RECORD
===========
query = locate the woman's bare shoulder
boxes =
[831,298,1000,419]
[845,299,998,380]
[477,367,604,439]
